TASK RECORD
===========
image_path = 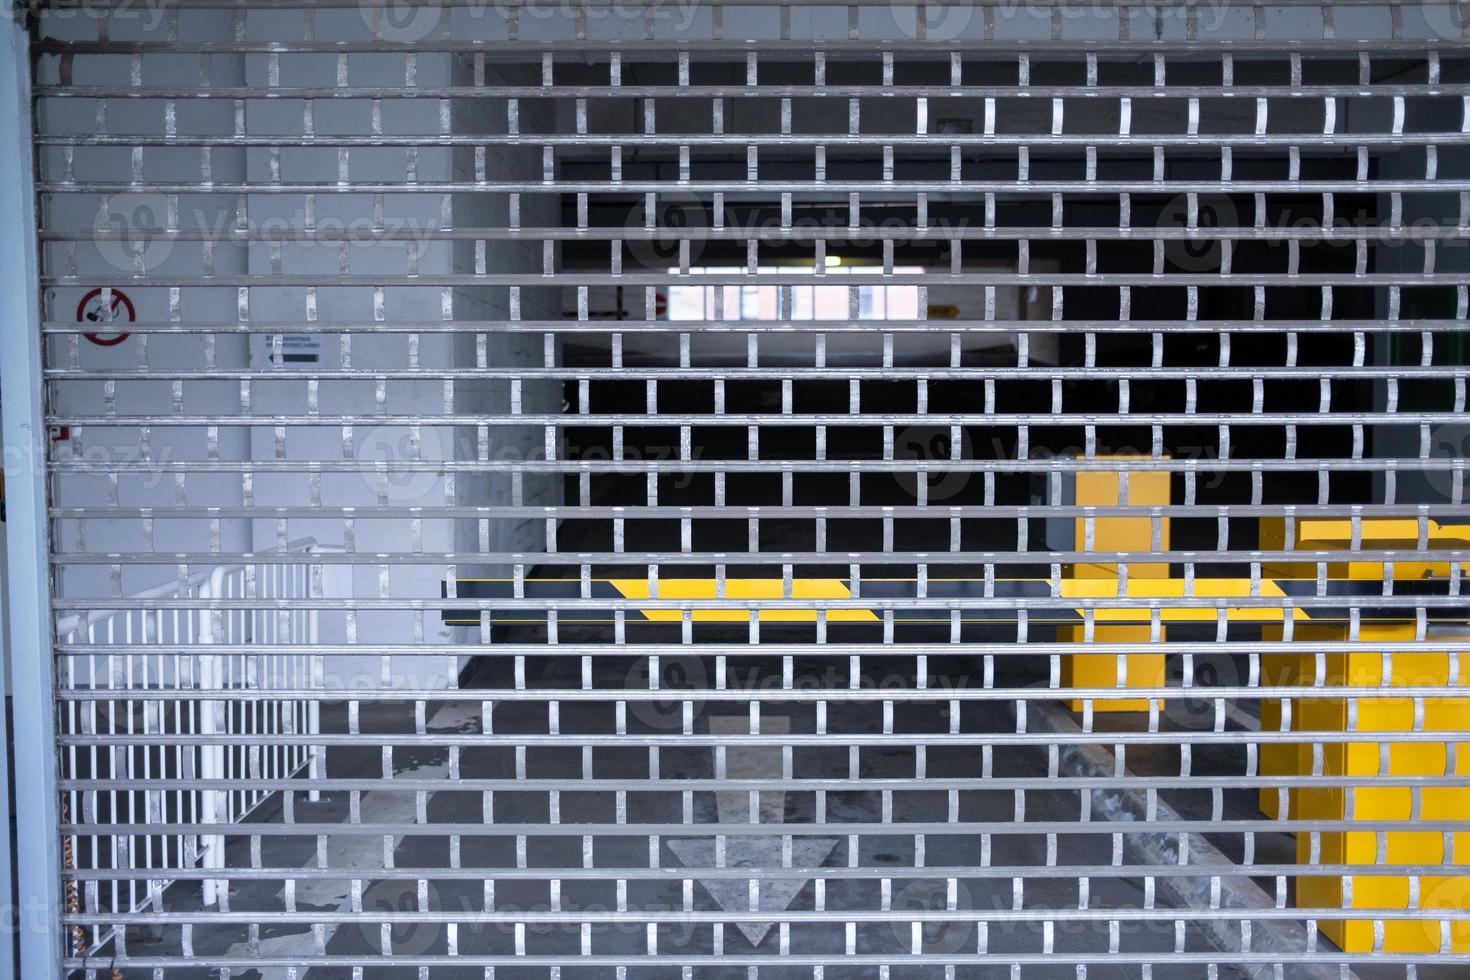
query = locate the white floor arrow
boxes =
[667,714,839,946]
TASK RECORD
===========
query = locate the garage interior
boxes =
[4,2,1468,979]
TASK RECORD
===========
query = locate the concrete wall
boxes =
[451,55,564,602]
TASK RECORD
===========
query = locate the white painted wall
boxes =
[37,10,561,690]
[37,10,254,596]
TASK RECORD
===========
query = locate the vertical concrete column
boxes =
[1,15,58,978]
[449,53,564,603]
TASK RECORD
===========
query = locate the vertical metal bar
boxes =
[0,481,13,980]
[0,13,61,980]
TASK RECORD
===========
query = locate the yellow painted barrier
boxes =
[604,578,881,623]
[1258,623,1470,952]
[1260,518,1467,818]
[1261,517,1470,583]
[1257,517,1470,952]
[1062,463,1169,712]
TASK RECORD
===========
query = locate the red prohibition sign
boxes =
[77,288,136,346]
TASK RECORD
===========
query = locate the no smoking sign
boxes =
[76,287,135,346]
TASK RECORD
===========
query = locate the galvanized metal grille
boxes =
[29,1,1470,976]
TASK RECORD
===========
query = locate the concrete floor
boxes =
[98,462,1454,980]
[117,653,1271,979]
[109,643,1460,980]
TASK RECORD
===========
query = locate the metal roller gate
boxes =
[8,0,1470,977]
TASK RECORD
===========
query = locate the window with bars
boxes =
[664,264,925,320]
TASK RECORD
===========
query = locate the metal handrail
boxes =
[53,537,319,637]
